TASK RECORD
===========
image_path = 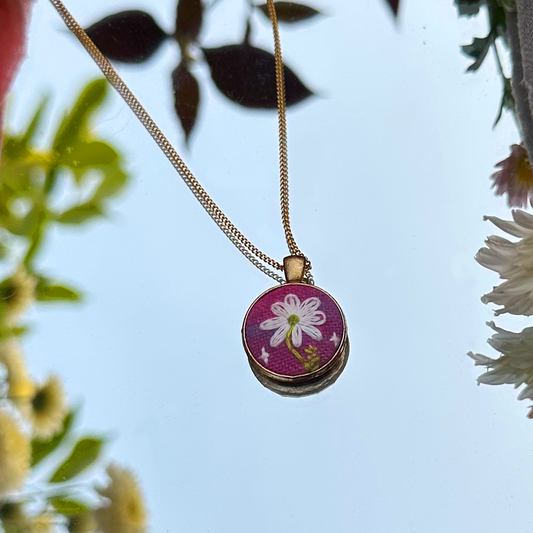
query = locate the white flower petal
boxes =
[292,324,302,348]
[271,301,291,318]
[260,316,287,331]
[512,209,533,230]
[270,325,289,347]
[302,311,326,326]
[484,215,530,238]
[284,294,301,315]
[301,324,323,342]
[298,297,321,318]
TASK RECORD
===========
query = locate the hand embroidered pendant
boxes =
[242,283,349,396]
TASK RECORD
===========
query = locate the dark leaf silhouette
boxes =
[175,0,203,45]
[203,44,312,109]
[257,2,321,23]
[455,0,483,17]
[173,62,200,142]
[85,10,167,63]
[462,35,493,72]
[384,0,400,16]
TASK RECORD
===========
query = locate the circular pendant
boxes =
[242,283,349,397]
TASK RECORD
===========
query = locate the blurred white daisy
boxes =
[468,321,533,415]
[476,209,533,315]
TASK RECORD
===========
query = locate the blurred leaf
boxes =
[31,412,75,467]
[53,79,108,150]
[3,205,44,237]
[58,141,118,170]
[384,0,400,16]
[175,0,203,45]
[462,35,494,71]
[455,0,484,16]
[203,44,312,108]
[49,497,89,516]
[21,97,50,146]
[86,10,167,63]
[494,76,515,126]
[257,2,321,23]
[91,165,128,202]
[50,437,104,483]
[55,203,103,225]
[36,282,81,302]
[172,62,200,142]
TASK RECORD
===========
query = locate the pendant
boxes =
[242,257,349,396]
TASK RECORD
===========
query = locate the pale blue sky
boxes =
[9,0,533,531]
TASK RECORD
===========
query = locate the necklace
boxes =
[49,0,349,396]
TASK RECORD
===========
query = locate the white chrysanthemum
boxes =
[476,209,533,315]
[0,338,35,414]
[30,375,67,439]
[259,293,326,348]
[468,321,533,414]
[0,409,31,497]
[95,464,147,533]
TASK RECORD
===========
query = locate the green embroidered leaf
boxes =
[49,497,90,516]
[49,437,104,483]
[55,203,103,225]
[31,411,75,467]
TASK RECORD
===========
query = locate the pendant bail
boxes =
[283,255,306,283]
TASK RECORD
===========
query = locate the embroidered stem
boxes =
[285,324,320,372]
[285,324,307,366]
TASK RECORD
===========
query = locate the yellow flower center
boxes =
[288,314,299,326]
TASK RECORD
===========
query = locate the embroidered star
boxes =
[330,332,340,347]
[261,347,270,364]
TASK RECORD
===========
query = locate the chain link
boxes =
[48,0,310,284]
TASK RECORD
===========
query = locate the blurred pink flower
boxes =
[491,144,533,208]
[0,0,34,146]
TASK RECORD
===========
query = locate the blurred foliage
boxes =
[84,0,322,143]
[0,80,147,533]
[456,0,514,126]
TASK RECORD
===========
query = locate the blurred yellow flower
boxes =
[0,269,37,325]
[0,409,31,498]
[0,338,35,413]
[68,512,98,533]
[0,502,27,532]
[96,464,147,533]
[30,375,67,439]
[27,514,54,533]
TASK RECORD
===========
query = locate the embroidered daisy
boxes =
[259,293,326,348]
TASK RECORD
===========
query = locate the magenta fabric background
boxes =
[243,284,345,377]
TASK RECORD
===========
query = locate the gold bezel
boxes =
[241,283,349,396]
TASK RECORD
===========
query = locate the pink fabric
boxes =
[0,0,33,147]
[243,284,346,377]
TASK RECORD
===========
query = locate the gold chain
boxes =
[48,0,312,284]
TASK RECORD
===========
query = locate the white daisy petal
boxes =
[303,311,326,326]
[271,301,291,318]
[301,324,323,342]
[259,316,286,331]
[270,325,289,348]
[284,294,301,315]
[292,324,302,348]
[298,297,321,318]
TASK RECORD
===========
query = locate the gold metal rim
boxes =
[241,283,348,384]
